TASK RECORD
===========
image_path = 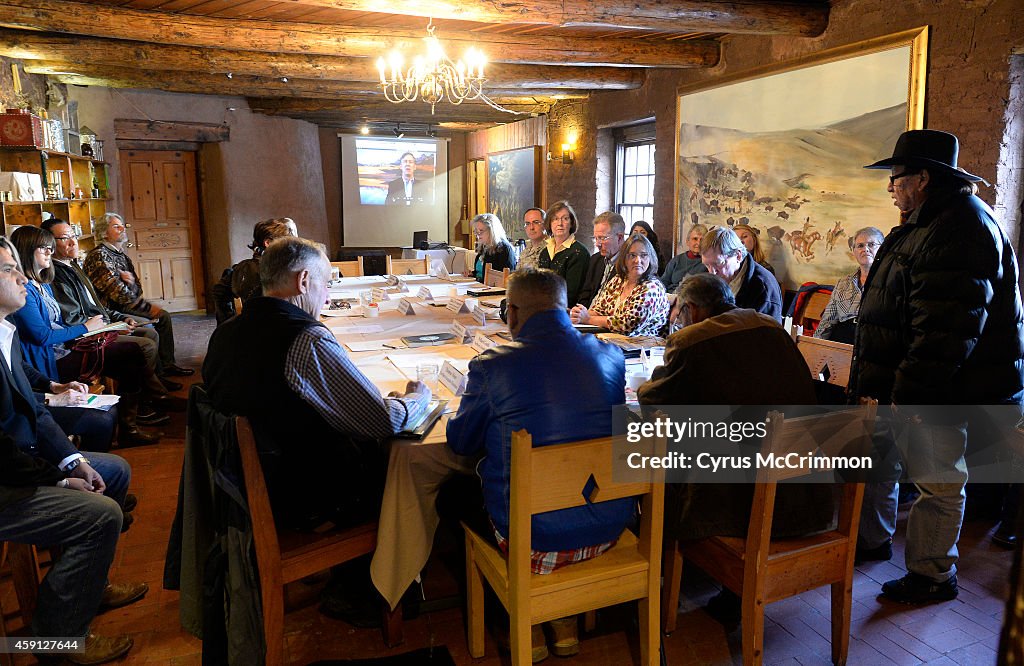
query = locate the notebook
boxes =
[396,399,449,439]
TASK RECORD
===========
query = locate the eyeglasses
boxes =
[854,241,881,251]
[551,214,571,223]
[36,245,54,253]
[594,235,612,243]
[889,171,919,185]
[524,220,544,227]
[53,235,79,242]
[627,252,650,261]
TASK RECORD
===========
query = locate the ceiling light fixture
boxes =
[393,123,405,139]
[376,19,520,115]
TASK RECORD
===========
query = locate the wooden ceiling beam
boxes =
[29,61,588,101]
[252,0,829,36]
[245,97,550,121]
[0,29,644,89]
[0,0,720,67]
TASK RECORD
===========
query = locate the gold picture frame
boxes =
[673,27,928,290]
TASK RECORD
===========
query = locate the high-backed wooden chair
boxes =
[386,256,430,275]
[331,257,364,277]
[483,263,510,288]
[662,403,876,665]
[235,416,402,663]
[464,430,665,666]
[796,335,854,388]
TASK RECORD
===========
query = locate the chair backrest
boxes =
[386,256,430,275]
[235,415,285,608]
[484,263,510,287]
[507,429,665,588]
[794,289,832,332]
[745,403,876,561]
[331,257,364,277]
[795,335,854,388]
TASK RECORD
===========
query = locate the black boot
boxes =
[119,391,162,447]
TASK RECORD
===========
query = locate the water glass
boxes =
[416,363,440,393]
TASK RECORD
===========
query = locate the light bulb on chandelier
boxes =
[376,19,520,115]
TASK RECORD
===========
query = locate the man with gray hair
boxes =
[699,225,781,322]
[82,213,192,376]
[204,236,431,529]
[577,211,626,307]
[447,267,634,660]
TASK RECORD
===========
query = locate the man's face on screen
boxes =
[401,154,416,180]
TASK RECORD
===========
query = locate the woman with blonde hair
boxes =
[733,223,774,275]
[468,213,517,281]
[570,233,668,336]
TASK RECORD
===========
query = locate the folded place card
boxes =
[418,286,434,301]
[471,332,497,353]
[446,296,469,314]
[384,275,401,286]
[439,360,468,396]
[371,287,389,302]
[471,307,487,326]
[397,298,416,315]
[451,320,469,342]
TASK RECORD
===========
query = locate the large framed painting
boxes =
[674,28,928,290]
[487,146,541,241]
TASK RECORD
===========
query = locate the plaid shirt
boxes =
[814,271,862,340]
[494,529,616,575]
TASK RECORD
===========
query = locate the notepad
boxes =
[395,399,449,439]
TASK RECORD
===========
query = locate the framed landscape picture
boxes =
[674,28,928,290]
[487,146,541,241]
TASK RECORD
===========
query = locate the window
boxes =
[615,122,656,227]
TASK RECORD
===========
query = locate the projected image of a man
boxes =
[387,151,432,206]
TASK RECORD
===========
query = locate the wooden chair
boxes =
[3,542,44,627]
[386,256,430,275]
[795,335,854,388]
[235,416,402,663]
[662,403,876,665]
[464,429,665,666]
[793,289,832,333]
[483,263,510,288]
[331,257,364,277]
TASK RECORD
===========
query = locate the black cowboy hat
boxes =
[864,129,984,183]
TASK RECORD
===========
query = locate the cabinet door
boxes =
[119,150,204,312]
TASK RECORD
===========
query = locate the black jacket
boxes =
[577,252,608,308]
[50,259,127,325]
[850,191,1024,407]
[0,430,65,510]
[735,255,783,323]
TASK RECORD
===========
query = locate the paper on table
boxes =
[389,353,470,375]
[321,309,363,318]
[333,324,385,334]
[46,393,120,410]
[345,339,408,352]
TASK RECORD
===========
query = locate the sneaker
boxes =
[855,538,893,565]
[98,582,149,612]
[881,572,958,604]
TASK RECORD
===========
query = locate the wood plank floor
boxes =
[1,313,1013,665]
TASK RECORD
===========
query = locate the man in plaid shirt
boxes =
[447,268,634,661]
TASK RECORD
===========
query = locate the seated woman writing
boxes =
[8,226,162,446]
[570,233,668,336]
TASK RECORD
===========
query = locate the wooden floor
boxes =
[0,313,1014,665]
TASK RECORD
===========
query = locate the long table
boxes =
[323,274,505,609]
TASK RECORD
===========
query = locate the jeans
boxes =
[858,420,901,549]
[49,405,118,453]
[120,327,166,393]
[0,487,122,638]
[151,310,177,367]
[83,451,132,508]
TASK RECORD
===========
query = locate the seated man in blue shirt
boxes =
[447,267,634,662]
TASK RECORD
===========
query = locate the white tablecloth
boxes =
[400,247,475,274]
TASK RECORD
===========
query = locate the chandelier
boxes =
[376,20,517,115]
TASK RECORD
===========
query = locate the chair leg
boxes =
[7,544,41,627]
[465,538,486,658]
[638,595,659,666]
[831,579,852,665]
[262,588,285,666]
[662,542,683,634]
[740,589,765,666]
[381,600,403,648]
[510,613,532,666]
[583,609,597,633]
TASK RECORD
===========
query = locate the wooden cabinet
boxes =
[0,147,109,251]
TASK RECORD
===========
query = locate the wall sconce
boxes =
[561,142,575,165]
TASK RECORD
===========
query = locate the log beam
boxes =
[31,62,588,102]
[260,0,829,36]
[0,0,720,67]
[0,29,645,89]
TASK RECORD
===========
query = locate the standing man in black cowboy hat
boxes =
[851,129,1024,603]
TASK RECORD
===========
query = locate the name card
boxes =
[397,298,416,315]
[446,296,469,314]
[371,287,389,302]
[451,320,470,342]
[439,360,468,396]
[471,307,487,326]
[418,286,434,302]
[384,275,401,286]
[471,332,497,353]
